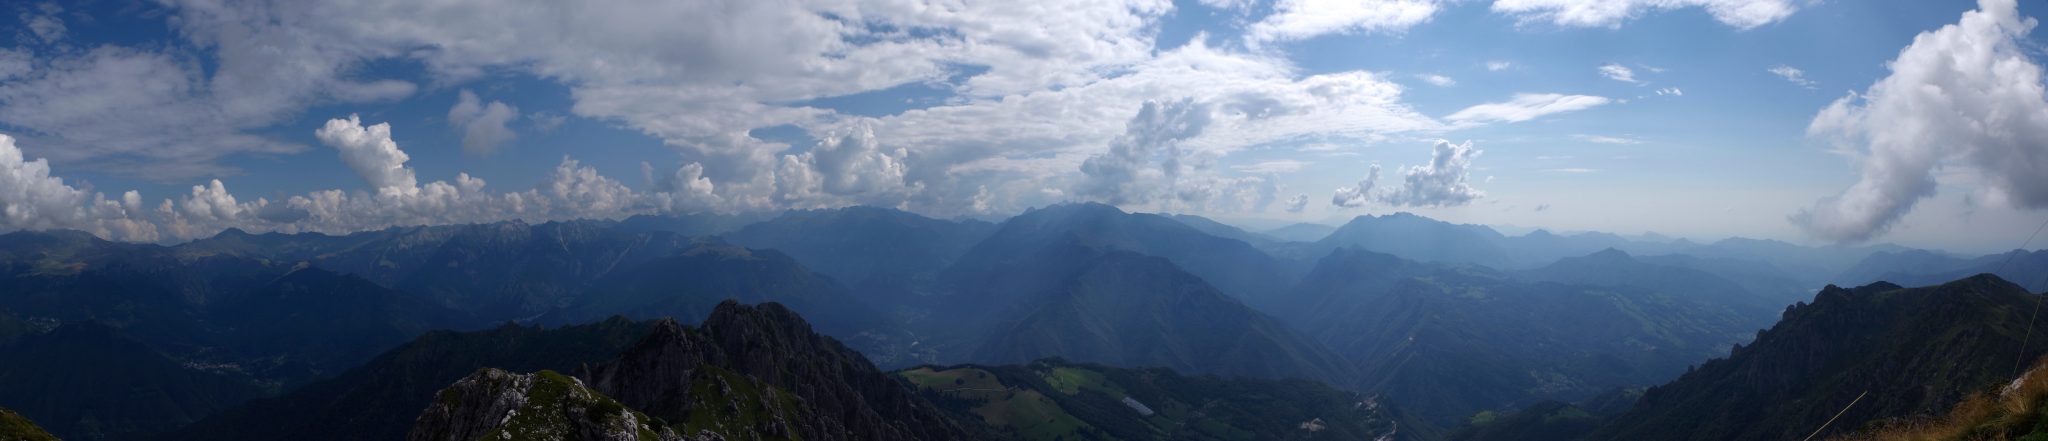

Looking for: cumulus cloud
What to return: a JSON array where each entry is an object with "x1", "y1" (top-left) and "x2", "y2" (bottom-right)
[
  {"x1": 1794, "y1": 0, "x2": 2048, "y2": 242},
  {"x1": 448, "y1": 90, "x2": 520, "y2": 156},
  {"x1": 1331, "y1": 163, "x2": 1382, "y2": 208},
  {"x1": 1769, "y1": 65, "x2": 1817, "y2": 89},
  {"x1": 0, "y1": 0, "x2": 1478, "y2": 221},
  {"x1": 1079, "y1": 100, "x2": 1213, "y2": 205},
  {"x1": 1332, "y1": 140, "x2": 1486, "y2": 208},
  {"x1": 0, "y1": 0, "x2": 1174, "y2": 185},
  {"x1": 1416, "y1": 74, "x2": 1456, "y2": 87},
  {"x1": 643, "y1": 161, "x2": 724, "y2": 213},
  {"x1": 0, "y1": 0, "x2": 1514, "y2": 225},
  {"x1": 101, "y1": 115, "x2": 741, "y2": 241},
  {"x1": 315, "y1": 115, "x2": 420, "y2": 195},
  {"x1": 1599, "y1": 63, "x2": 1639, "y2": 83},
  {"x1": 1285, "y1": 194, "x2": 1309, "y2": 212},
  {"x1": 1446, "y1": 93, "x2": 1612, "y2": 124},
  {"x1": 1381, "y1": 140, "x2": 1485, "y2": 206},
  {"x1": 1493, "y1": 0, "x2": 1798, "y2": 29},
  {"x1": 1246, "y1": 0, "x2": 1440, "y2": 44},
  {"x1": 0, "y1": 134, "x2": 156, "y2": 241},
  {"x1": 775, "y1": 122, "x2": 919, "y2": 206},
  {"x1": 1486, "y1": 61, "x2": 1514, "y2": 71}
]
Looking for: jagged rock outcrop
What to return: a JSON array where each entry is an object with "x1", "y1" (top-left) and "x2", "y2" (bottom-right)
[
  {"x1": 578, "y1": 301, "x2": 963, "y2": 441},
  {"x1": 409, "y1": 368, "x2": 679, "y2": 441},
  {"x1": 408, "y1": 301, "x2": 964, "y2": 441}
]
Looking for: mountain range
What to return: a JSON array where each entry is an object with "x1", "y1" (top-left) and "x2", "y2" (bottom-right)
[
  {"x1": 1, "y1": 203, "x2": 2043, "y2": 441},
  {"x1": 1275, "y1": 247, "x2": 1764, "y2": 425}
]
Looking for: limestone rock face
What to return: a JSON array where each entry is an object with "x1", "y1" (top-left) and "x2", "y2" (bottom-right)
[{"x1": 408, "y1": 368, "x2": 679, "y2": 441}]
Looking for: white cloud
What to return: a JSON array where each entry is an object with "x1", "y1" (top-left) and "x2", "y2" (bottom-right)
[
  {"x1": 1199, "y1": 0, "x2": 1259, "y2": 10},
  {"x1": 1331, "y1": 140, "x2": 1487, "y2": 208},
  {"x1": 1285, "y1": 194, "x2": 1309, "y2": 212},
  {"x1": 1331, "y1": 163, "x2": 1382, "y2": 208},
  {"x1": 775, "y1": 122, "x2": 918, "y2": 206},
  {"x1": 1416, "y1": 73, "x2": 1457, "y2": 87},
  {"x1": 1492, "y1": 0, "x2": 1799, "y2": 29},
  {"x1": 1655, "y1": 87, "x2": 1683, "y2": 96},
  {"x1": 1575, "y1": 134, "x2": 1643, "y2": 144},
  {"x1": 0, "y1": 134, "x2": 157, "y2": 241},
  {"x1": 315, "y1": 115, "x2": 420, "y2": 195},
  {"x1": 448, "y1": 90, "x2": 520, "y2": 156},
  {"x1": 0, "y1": 0, "x2": 1172, "y2": 184},
  {"x1": 134, "y1": 115, "x2": 747, "y2": 241},
  {"x1": 1078, "y1": 100, "x2": 1213, "y2": 205},
  {"x1": 1381, "y1": 140, "x2": 1485, "y2": 207},
  {"x1": 1795, "y1": 0, "x2": 2048, "y2": 242},
  {"x1": 862, "y1": 40, "x2": 1442, "y2": 215},
  {"x1": 1233, "y1": 159, "x2": 1312, "y2": 173},
  {"x1": 0, "y1": 0, "x2": 1490, "y2": 226},
  {"x1": 1486, "y1": 61, "x2": 1514, "y2": 71},
  {"x1": 1246, "y1": 0, "x2": 1440, "y2": 44},
  {"x1": 1446, "y1": 93, "x2": 1612, "y2": 124},
  {"x1": 1769, "y1": 65, "x2": 1818, "y2": 89},
  {"x1": 1599, "y1": 63, "x2": 1639, "y2": 83},
  {"x1": 0, "y1": 47, "x2": 316, "y2": 179}
]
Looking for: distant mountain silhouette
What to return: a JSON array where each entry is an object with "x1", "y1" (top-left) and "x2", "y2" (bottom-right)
[
  {"x1": 949, "y1": 203, "x2": 1295, "y2": 303},
  {"x1": 1163, "y1": 213, "x2": 1282, "y2": 247},
  {"x1": 1264, "y1": 222, "x2": 1339, "y2": 242},
  {"x1": 722, "y1": 206, "x2": 995, "y2": 300},
  {"x1": 970, "y1": 249, "x2": 1356, "y2": 384},
  {"x1": 1311, "y1": 213, "x2": 1519, "y2": 268},
  {"x1": 1838, "y1": 249, "x2": 2048, "y2": 292},
  {"x1": 1283, "y1": 248, "x2": 1759, "y2": 425}
]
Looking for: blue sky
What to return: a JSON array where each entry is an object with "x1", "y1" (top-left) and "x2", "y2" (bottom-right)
[{"x1": 0, "y1": 0, "x2": 2044, "y2": 253}]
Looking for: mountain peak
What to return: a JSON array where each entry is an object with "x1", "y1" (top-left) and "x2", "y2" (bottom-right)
[
  {"x1": 1029, "y1": 201, "x2": 1126, "y2": 218},
  {"x1": 701, "y1": 300, "x2": 817, "y2": 348},
  {"x1": 1588, "y1": 247, "x2": 1632, "y2": 260}
]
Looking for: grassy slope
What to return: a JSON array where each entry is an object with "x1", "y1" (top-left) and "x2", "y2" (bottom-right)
[
  {"x1": 0, "y1": 407, "x2": 59, "y2": 441},
  {"x1": 1839, "y1": 358, "x2": 2048, "y2": 441}
]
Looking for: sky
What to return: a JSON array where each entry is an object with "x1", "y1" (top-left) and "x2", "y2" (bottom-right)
[{"x1": 0, "y1": 0, "x2": 2045, "y2": 253}]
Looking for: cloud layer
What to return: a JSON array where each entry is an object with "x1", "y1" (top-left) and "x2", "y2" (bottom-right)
[{"x1": 0, "y1": 0, "x2": 1697, "y2": 241}]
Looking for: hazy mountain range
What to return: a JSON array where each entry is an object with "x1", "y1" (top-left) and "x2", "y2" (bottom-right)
[{"x1": 0, "y1": 203, "x2": 2041, "y2": 440}]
